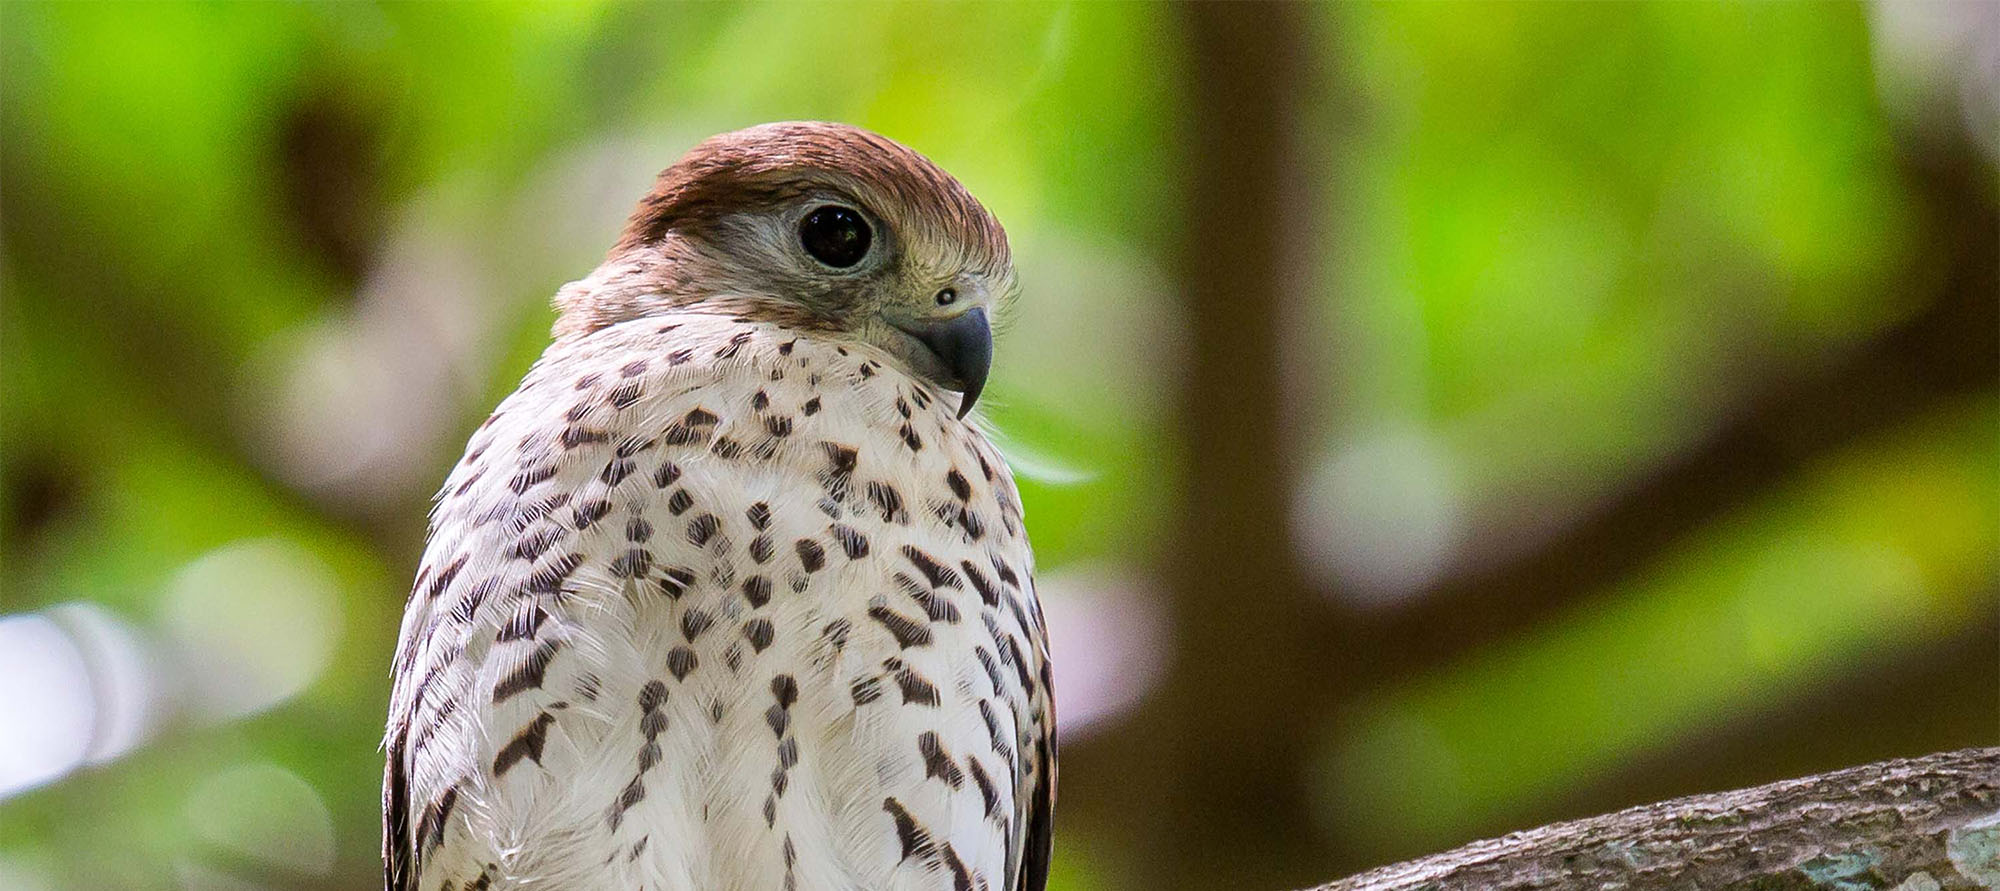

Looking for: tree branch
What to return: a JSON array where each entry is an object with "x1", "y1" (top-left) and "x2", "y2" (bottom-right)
[
  {"x1": 1326, "y1": 131, "x2": 1999, "y2": 698},
  {"x1": 1309, "y1": 747, "x2": 2000, "y2": 891}
]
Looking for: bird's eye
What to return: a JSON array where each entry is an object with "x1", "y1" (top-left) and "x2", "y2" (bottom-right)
[
  {"x1": 935, "y1": 288, "x2": 957, "y2": 306},
  {"x1": 799, "y1": 205, "x2": 872, "y2": 269}
]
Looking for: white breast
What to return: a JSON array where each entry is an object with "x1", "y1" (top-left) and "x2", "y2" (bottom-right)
[{"x1": 385, "y1": 311, "x2": 1050, "y2": 891}]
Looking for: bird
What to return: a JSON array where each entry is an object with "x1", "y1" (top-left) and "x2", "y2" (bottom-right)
[{"x1": 382, "y1": 122, "x2": 1053, "y2": 891}]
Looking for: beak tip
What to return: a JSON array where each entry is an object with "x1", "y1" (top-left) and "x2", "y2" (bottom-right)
[{"x1": 901, "y1": 307, "x2": 991, "y2": 422}]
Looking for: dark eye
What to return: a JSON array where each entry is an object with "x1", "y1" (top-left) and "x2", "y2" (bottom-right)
[{"x1": 799, "y1": 205, "x2": 871, "y2": 268}]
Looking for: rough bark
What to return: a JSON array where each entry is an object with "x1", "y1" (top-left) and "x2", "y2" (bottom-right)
[{"x1": 1307, "y1": 747, "x2": 2000, "y2": 891}]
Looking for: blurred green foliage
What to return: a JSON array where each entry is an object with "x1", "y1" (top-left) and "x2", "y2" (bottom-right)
[
  {"x1": 1328, "y1": 2, "x2": 1916, "y2": 500},
  {"x1": 2, "y1": 2, "x2": 1992, "y2": 889}
]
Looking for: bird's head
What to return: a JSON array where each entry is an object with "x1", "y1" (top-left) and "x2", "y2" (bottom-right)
[{"x1": 558, "y1": 121, "x2": 1015, "y2": 417}]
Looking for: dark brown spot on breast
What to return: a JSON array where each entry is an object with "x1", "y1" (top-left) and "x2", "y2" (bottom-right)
[
  {"x1": 572, "y1": 499, "x2": 612, "y2": 530},
  {"x1": 426, "y1": 555, "x2": 468, "y2": 600},
  {"x1": 742, "y1": 575, "x2": 773, "y2": 608},
  {"x1": 918, "y1": 731, "x2": 965, "y2": 789},
  {"x1": 563, "y1": 426, "x2": 610, "y2": 449},
  {"x1": 867, "y1": 481, "x2": 906, "y2": 524},
  {"x1": 610, "y1": 382, "x2": 643, "y2": 409},
  {"x1": 492, "y1": 712, "x2": 555, "y2": 777},
  {"x1": 601, "y1": 458, "x2": 636, "y2": 486},
  {"x1": 900, "y1": 545, "x2": 961, "y2": 589},
  {"x1": 680, "y1": 608, "x2": 714, "y2": 642},
  {"x1": 497, "y1": 602, "x2": 547, "y2": 642},
  {"x1": 960, "y1": 559, "x2": 1000, "y2": 607},
  {"x1": 883, "y1": 797, "x2": 935, "y2": 862},
  {"x1": 657, "y1": 566, "x2": 696, "y2": 599},
  {"x1": 638, "y1": 680, "x2": 667, "y2": 712},
  {"x1": 512, "y1": 527, "x2": 564, "y2": 561},
  {"x1": 743, "y1": 618, "x2": 775, "y2": 652},
  {"x1": 941, "y1": 844, "x2": 974, "y2": 891},
  {"x1": 611, "y1": 548, "x2": 653, "y2": 578},
  {"x1": 823, "y1": 618, "x2": 852, "y2": 651},
  {"x1": 967, "y1": 755, "x2": 1000, "y2": 817},
  {"x1": 795, "y1": 538, "x2": 826, "y2": 572},
  {"x1": 821, "y1": 441, "x2": 858, "y2": 477},
  {"x1": 850, "y1": 676, "x2": 883, "y2": 705},
  {"x1": 990, "y1": 556, "x2": 1020, "y2": 588},
  {"x1": 416, "y1": 787, "x2": 459, "y2": 853},
  {"x1": 493, "y1": 640, "x2": 562, "y2": 703},
  {"x1": 831, "y1": 523, "x2": 869, "y2": 559},
  {"x1": 626, "y1": 517, "x2": 653, "y2": 542},
  {"x1": 666, "y1": 646, "x2": 698, "y2": 681},
  {"x1": 868, "y1": 605, "x2": 932, "y2": 649},
  {"x1": 891, "y1": 660, "x2": 941, "y2": 706},
  {"x1": 771, "y1": 674, "x2": 799, "y2": 709},
  {"x1": 509, "y1": 464, "x2": 558, "y2": 494},
  {"x1": 607, "y1": 776, "x2": 646, "y2": 830},
  {"x1": 896, "y1": 574, "x2": 961, "y2": 624},
  {"x1": 687, "y1": 513, "x2": 720, "y2": 546},
  {"x1": 715, "y1": 330, "x2": 753, "y2": 359},
  {"x1": 524, "y1": 553, "x2": 582, "y2": 594}
]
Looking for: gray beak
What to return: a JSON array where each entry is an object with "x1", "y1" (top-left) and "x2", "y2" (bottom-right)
[{"x1": 897, "y1": 307, "x2": 991, "y2": 419}]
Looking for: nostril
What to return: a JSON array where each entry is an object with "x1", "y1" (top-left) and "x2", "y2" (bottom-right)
[{"x1": 935, "y1": 288, "x2": 957, "y2": 306}]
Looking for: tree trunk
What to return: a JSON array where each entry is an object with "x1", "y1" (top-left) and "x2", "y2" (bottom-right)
[{"x1": 1134, "y1": 3, "x2": 1326, "y2": 888}]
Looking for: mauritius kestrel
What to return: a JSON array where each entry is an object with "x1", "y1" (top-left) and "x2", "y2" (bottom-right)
[{"x1": 383, "y1": 122, "x2": 1054, "y2": 891}]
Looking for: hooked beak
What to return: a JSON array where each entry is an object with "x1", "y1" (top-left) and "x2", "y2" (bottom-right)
[{"x1": 893, "y1": 307, "x2": 991, "y2": 419}]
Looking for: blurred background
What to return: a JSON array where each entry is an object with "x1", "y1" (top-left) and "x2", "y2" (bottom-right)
[{"x1": 2, "y1": 3, "x2": 1995, "y2": 889}]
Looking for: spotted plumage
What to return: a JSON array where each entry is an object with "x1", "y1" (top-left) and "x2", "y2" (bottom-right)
[{"x1": 385, "y1": 123, "x2": 1052, "y2": 891}]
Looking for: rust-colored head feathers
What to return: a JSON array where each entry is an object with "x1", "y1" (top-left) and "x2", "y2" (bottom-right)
[
  {"x1": 612, "y1": 122, "x2": 1008, "y2": 265},
  {"x1": 555, "y1": 123, "x2": 1014, "y2": 348}
]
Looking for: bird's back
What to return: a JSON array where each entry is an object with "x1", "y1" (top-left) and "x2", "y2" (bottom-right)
[{"x1": 384, "y1": 311, "x2": 1052, "y2": 891}]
